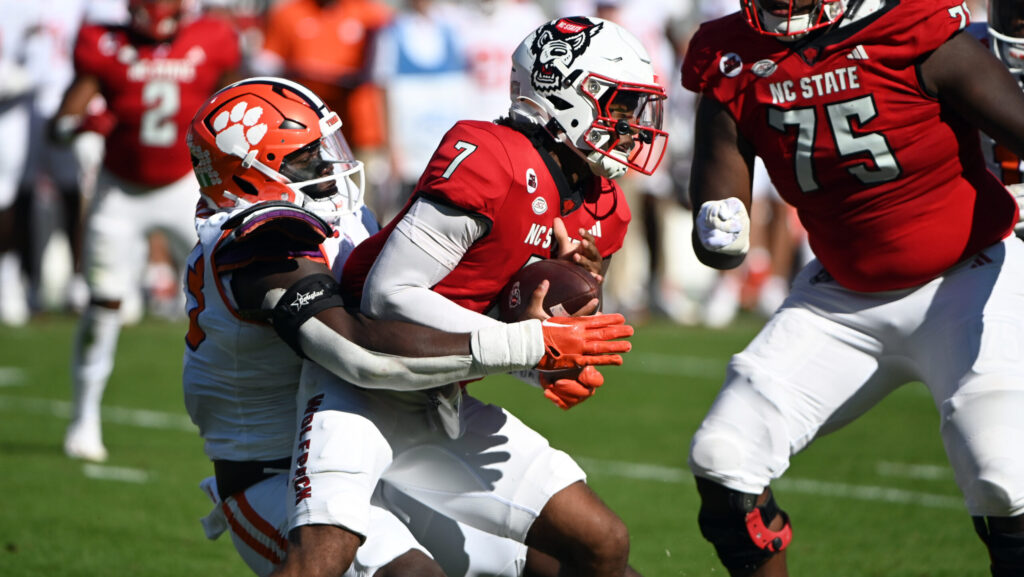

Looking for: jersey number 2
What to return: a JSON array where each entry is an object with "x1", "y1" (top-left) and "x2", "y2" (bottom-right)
[{"x1": 141, "y1": 80, "x2": 180, "y2": 147}]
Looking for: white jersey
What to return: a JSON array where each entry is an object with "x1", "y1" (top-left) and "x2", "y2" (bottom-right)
[{"x1": 182, "y1": 203, "x2": 377, "y2": 462}]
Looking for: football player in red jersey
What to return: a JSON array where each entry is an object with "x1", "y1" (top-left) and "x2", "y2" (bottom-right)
[
  {"x1": 182, "y1": 76, "x2": 633, "y2": 577},
  {"x1": 682, "y1": 0, "x2": 1024, "y2": 575},
  {"x1": 273, "y1": 16, "x2": 668, "y2": 577},
  {"x1": 50, "y1": 0, "x2": 241, "y2": 462}
]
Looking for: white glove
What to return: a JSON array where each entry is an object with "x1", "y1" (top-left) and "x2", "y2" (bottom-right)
[
  {"x1": 1008, "y1": 183, "x2": 1024, "y2": 236},
  {"x1": 72, "y1": 131, "x2": 106, "y2": 174},
  {"x1": 696, "y1": 197, "x2": 750, "y2": 256}
]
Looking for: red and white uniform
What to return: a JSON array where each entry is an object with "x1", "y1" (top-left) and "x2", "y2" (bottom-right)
[
  {"x1": 184, "y1": 205, "x2": 530, "y2": 577},
  {"x1": 285, "y1": 120, "x2": 629, "y2": 553},
  {"x1": 74, "y1": 16, "x2": 240, "y2": 301},
  {"x1": 684, "y1": 0, "x2": 1024, "y2": 520},
  {"x1": 683, "y1": 1, "x2": 1017, "y2": 292},
  {"x1": 74, "y1": 17, "x2": 239, "y2": 186},
  {"x1": 343, "y1": 120, "x2": 630, "y2": 314}
]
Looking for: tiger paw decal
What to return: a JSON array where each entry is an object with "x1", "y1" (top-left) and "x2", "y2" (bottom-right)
[{"x1": 213, "y1": 101, "x2": 268, "y2": 156}]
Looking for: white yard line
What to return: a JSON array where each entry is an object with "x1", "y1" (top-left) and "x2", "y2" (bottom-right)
[
  {"x1": 0, "y1": 367, "x2": 26, "y2": 387},
  {"x1": 1, "y1": 394, "x2": 961, "y2": 508},
  {"x1": 82, "y1": 464, "x2": 151, "y2": 484}
]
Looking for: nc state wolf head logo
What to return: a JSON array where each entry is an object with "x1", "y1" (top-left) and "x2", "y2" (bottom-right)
[{"x1": 529, "y1": 17, "x2": 603, "y2": 94}]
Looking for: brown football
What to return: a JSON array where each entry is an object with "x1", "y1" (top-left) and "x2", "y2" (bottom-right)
[{"x1": 498, "y1": 259, "x2": 600, "y2": 322}]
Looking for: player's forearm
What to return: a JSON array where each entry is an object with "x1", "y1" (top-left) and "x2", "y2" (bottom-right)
[{"x1": 296, "y1": 316, "x2": 544, "y2": 390}]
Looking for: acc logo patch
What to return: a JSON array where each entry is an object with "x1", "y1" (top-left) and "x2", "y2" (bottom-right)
[
  {"x1": 751, "y1": 59, "x2": 777, "y2": 78},
  {"x1": 719, "y1": 52, "x2": 743, "y2": 78},
  {"x1": 532, "y1": 196, "x2": 548, "y2": 215},
  {"x1": 526, "y1": 168, "x2": 538, "y2": 193}
]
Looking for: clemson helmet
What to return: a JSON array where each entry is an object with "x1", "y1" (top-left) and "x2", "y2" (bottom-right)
[
  {"x1": 509, "y1": 16, "x2": 668, "y2": 180},
  {"x1": 187, "y1": 77, "x2": 364, "y2": 219},
  {"x1": 741, "y1": 0, "x2": 848, "y2": 39},
  {"x1": 128, "y1": 0, "x2": 185, "y2": 42},
  {"x1": 989, "y1": 0, "x2": 1024, "y2": 82}
]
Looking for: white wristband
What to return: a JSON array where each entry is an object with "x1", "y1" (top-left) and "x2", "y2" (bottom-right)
[{"x1": 470, "y1": 319, "x2": 545, "y2": 374}]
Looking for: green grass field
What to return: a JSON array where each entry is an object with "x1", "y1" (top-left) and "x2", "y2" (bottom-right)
[{"x1": 0, "y1": 313, "x2": 988, "y2": 576}]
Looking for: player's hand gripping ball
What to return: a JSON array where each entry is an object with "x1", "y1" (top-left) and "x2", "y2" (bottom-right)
[{"x1": 498, "y1": 259, "x2": 599, "y2": 322}]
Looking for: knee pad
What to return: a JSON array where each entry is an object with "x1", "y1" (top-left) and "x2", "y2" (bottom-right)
[
  {"x1": 973, "y1": 517, "x2": 1024, "y2": 577},
  {"x1": 697, "y1": 480, "x2": 792, "y2": 573}
]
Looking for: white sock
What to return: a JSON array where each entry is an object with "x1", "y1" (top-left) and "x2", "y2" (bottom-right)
[{"x1": 70, "y1": 305, "x2": 123, "y2": 426}]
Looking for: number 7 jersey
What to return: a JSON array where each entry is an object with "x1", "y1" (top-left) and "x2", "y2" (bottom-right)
[
  {"x1": 682, "y1": 0, "x2": 1017, "y2": 292},
  {"x1": 74, "y1": 16, "x2": 240, "y2": 187}
]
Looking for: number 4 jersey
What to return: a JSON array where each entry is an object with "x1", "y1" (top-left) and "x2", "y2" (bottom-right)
[
  {"x1": 74, "y1": 16, "x2": 240, "y2": 187},
  {"x1": 682, "y1": 0, "x2": 1017, "y2": 292}
]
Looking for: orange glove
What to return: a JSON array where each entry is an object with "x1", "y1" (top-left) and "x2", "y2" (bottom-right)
[
  {"x1": 540, "y1": 365, "x2": 604, "y2": 410},
  {"x1": 537, "y1": 314, "x2": 633, "y2": 371}
]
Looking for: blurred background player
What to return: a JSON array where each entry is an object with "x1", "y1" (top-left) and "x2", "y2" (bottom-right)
[
  {"x1": 0, "y1": 1, "x2": 36, "y2": 326},
  {"x1": 455, "y1": 0, "x2": 549, "y2": 122},
  {"x1": 53, "y1": 0, "x2": 241, "y2": 462},
  {"x1": 369, "y1": 0, "x2": 471, "y2": 221},
  {"x1": 252, "y1": 0, "x2": 393, "y2": 212}
]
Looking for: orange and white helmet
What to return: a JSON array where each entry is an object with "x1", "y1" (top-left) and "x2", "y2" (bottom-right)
[
  {"x1": 128, "y1": 0, "x2": 185, "y2": 42},
  {"x1": 509, "y1": 17, "x2": 668, "y2": 180},
  {"x1": 741, "y1": 0, "x2": 848, "y2": 39},
  {"x1": 187, "y1": 77, "x2": 364, "y2": 219}
]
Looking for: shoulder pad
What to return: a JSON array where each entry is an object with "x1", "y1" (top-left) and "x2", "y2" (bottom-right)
[
  {"x1": 222, "y1": 201, "x2": 332, "y2": 241},
  {"x1": 214, "y1": 202, "x2": 333, "y2": 268}
]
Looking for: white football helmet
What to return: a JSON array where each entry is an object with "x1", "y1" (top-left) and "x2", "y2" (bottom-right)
[
  {"x1": 509, "y1": 16, "x2": 668, "y2": 180},
  {"x1": 989, "y1": 0, "x2": 1024, "y2": 82},
  {"x1": 742, "y1": 0, "x2": 848, "y2": 39}
]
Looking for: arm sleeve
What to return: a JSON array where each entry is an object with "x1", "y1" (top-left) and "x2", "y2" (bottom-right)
[
  {"x1": 360, "y1": 196, "x2": 500, "y2": 332},
  {"x1": 263, "y1": 289, "x2": 545, "y2": 390}
]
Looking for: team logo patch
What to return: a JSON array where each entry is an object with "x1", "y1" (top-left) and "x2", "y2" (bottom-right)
[
  {"x1": 719, "y1": 52, "x2": 743, "y2": 78},
  {"x1": 526, "y1": 168, "x2": 538, "y2": 193},
  {"x1": 528, "y1": 17, "x2": 603, "y2": 94},
  {"x1": 751, "y1": 59, "x2": 777, "y2": 78},
  {"x1": 532, "y1": 196, "x2": 548, "y2": 215}
]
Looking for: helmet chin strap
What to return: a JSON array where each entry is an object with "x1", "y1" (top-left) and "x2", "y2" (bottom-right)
[{"x1": 586, "y1": 150, "x2": 628, "y2": 179}]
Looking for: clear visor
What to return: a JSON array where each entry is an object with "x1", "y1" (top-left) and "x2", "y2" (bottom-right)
[
  {"x1": 581, "y1": 74, "x2": 669, "y2": 175},
  {"x1": 279, "y1": 118, "x2": 364, "y2": 210}
]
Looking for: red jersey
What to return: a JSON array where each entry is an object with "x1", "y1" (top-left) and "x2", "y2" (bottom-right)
[
  {"x1": 683, "y1": 0, "x2": 1017, "y2": 292},
  {"x1": 74, "y1": 17, "x2": 240, "y2": 187},
  {"x1": 342, "y1": 120, "x2": 630, "y2": 314}
]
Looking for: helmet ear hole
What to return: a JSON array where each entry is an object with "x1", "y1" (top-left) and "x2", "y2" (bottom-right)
[{"x1": 232, "y1": 175, "x2": 260, "y2": 198}]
